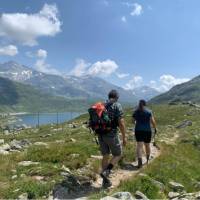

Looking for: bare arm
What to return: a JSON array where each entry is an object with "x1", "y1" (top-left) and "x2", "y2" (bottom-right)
[
  {"x1": 151, "y1": 116, "x2": 157, "y2": 129},
  {"x1": 119, "y1": 118, "x2": 126, "y2": 146}
]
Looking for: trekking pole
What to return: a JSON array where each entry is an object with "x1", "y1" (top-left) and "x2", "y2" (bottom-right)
[{"x1": 153, "y1": 128, "x2": 160, "y2": 150}]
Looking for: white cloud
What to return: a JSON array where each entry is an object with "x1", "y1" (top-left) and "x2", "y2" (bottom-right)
[
  {"x1": 88, "y1": 59, "x2": 118, "y2": 76},
  {"x1": 150, "y1": 74, "x2": 190, "y2": 92},
  {"x1": 116, "y1": 72, "x2": 129, "y2": 79},
  {"x1": 69, "y1": 59, "x2": 119, "y2": 77},
  {"x1": 0, "y1": 3, "x2": 61, "y2": 46},
  {"x1": 36, "y1": 49, "x2": 47, "y2": 59},
  {"x1": 69, "y1": 59, "x2": 91, "y2": 77},
  {"x1": 130, "y1": 3, "x2": 143, "y2": 16},
  {"x1": 124, "y1": 75, "x2": 143, "y2": 90},
  {"x1": 121, "y1": 16, "x2": 127, "y2": 23},
  {"x1": 34, "y1": 48, "x2": 60, "y2": 75},
  {"x1": 0, "y1": 45, "x2": 18, "y2": 56}
]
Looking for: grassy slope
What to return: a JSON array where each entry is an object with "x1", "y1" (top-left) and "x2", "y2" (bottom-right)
[
  {"x1": 0, "y1": 105, "x2": 200, "y2": 198},
  {"x1": 0, "y1": 77, "x2": 91, "y2": 113}
]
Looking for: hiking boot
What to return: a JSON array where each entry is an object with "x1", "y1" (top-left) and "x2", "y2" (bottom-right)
[
  {"x1": 102, "y1": 177, "x2": 112, "y2": 188},
  {"x1": 138, "y1": 158, "x2": 143, "y2": 169},
  {"x1": 100, "y1": 169, "x2": 111, "y2": 179}
]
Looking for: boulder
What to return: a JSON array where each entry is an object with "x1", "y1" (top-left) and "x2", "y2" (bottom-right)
[
  {"x1": 112, "y1": 192, "x2": 135, "y2": 200},
  {"x1": 70, "y1": 138, "x2": 76, "y2": 143},
  {"x1": 135, "y1": 191, "x2": 149, "y2": 200},
  {"x1": 61, "y1": 165, "x2": 71, "y2": 174},
  {"x1": 4, "y1": 130, "x2": 10, "y2": 135},
  {"x1": 151, "y1": 179, "x2": 165, "y2": 191},
  {"x1": 169, "y1": 181, "x2": 185, "y2": 192}
]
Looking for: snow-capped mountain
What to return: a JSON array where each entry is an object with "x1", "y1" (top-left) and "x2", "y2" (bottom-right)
[{"x1": 0, "y1": 61, "x2": 137, "y2": 103}]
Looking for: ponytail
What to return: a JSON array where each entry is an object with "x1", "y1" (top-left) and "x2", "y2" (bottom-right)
[{"x1": 138, "y1": 100, "x2": 146, "y2": 111}]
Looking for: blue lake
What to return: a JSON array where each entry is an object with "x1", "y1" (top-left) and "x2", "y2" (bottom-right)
[{"x1": 15, "y1": 112, "x2": 81, "y2": 127}]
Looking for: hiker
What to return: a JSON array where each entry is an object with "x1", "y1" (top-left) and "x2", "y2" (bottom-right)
[
  {"x1": 88, "y1": 90, "x2": 126, "y2": 187},
  {"x1": 132, "y1": 100, "x2": 157, "y2": 168}
]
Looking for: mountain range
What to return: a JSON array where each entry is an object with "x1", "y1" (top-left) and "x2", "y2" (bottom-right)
[
  {"x1": 0, "y1": 61, "x2": 159, "y2": 104},
  {"x1": 149, "y1": 75, "x2": 200, "y2": 104}
]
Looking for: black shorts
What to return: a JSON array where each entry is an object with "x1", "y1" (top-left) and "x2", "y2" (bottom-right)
[{"x1": 135, "y1": 131, "x2": 152, "y2": 143}]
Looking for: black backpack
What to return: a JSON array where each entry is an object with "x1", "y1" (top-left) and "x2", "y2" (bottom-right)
[{"x1": 88, "y1": 102, "x2": 112, "y2": 134}]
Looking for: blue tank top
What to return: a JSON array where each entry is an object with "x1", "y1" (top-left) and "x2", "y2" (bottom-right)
[{"x1": 133, "y1": 108, "x2": 152, "y2": 132}]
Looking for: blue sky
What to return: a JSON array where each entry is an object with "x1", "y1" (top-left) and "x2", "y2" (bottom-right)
[{"x1": 0, "y1": 0, "x2": 200, "y2": 91}]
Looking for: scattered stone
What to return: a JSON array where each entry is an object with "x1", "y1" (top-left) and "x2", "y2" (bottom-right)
[
  {"x1": 176, "y1": 120, "x2": 192, "y2": 129},
  {"x1": 168, "y1": 192, "x2": 180, "y2": 199},
  {"x1": 40, "y1": 133, "x2": 52, "y2": 138},
  {"x1": 0, "y1": 143, "x2": 11, "y2": 151},
  {"x1": 135, "y1": 191, "x2": 149, "y2": 200},
  {"x1": 101, "y1": 197, "x2": 118, "y2": 200},
  {"x1": 0, "y1": 139, "x2": 4, "y2": 145},
  {"x1": 151, "y1": 179, "x2": 165, "y2": 191},
  {"x1": 169, "y1": 181, "x2": 185, "y2": 192},
  {"x1": 18, "y1": 193, "x2": 28, "y2": 200},
  {"x1": 10, "y1": 139, "x2": 31, "y2": 150},
  {"x1": 0, "y1": 149, "x2": 9, "y2": 155},
  {"x1": 70, "y1": 138, "x2": 76, "y2": 143},
  {"x1": 112, "y1": 192, "x2": 134, "y2": 200},
  {"x1": 53, "y1": 174, "x2": 92, "y2": 199},
  {"x1": 61, "y1": 165, "x2": 71, "y2": 174},
  {"x1": 11, "y1": 175, "x2": 18, "y2": 180},
  {"x1": 31, "y1": 176, "x2": 44, "y2": 181},
  {"x1": 18, "y1": 161, "x2": 39, "y2": 167},
  {"x1": 34, "y1": 142, "x2": 48, "y2": 146},
  {"x1": 138, "y1": 173, "x2": 149, "y2": 178},
  {"x1": 4, "y1": 130, "x2": 10, "y2": 135},
  {"x1": 70, "y1": 153, "x2": 80, "y2": 158},
  {"x1": 90, "y1": 155, "x2": 102, "y2": 160}
]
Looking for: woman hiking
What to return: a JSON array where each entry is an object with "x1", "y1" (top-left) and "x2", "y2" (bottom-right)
[{"x1": 132, "y1": 100, "x2": 157, "y2": 168}]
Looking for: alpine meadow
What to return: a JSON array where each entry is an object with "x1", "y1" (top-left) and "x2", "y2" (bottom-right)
[{"x1": 0, "y1": 1, "x2": 200, "y2": 200}]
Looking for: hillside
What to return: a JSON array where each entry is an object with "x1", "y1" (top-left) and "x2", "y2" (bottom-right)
[
  {"x1": 149, "y1": 75, "x2": 200, "y2": 104},
  {"x1": 0, "y1": 104, "x2": 200, "y2": 199},
  {"x1": 0, "y1": 77, "x2": 90, "y2": 112},
  {"x1": 0, "y1": 61, "x2": 137, "y2": 103}
]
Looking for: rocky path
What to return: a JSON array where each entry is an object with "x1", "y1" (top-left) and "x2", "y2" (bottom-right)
[{"x1": 92, "y1": 144, "x2": 161, "y2": 189}]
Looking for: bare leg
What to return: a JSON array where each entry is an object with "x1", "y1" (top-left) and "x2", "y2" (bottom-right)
[
  {"x1": 136, "y1": 142, "x2": 143, "y2": 159},
  {"x1": 110, "y1": 155, "x2": 122, "y2": 166},
  {"x1": 144, "y1": 143, "x2": 151, "y2": 156},
  {"x1": 102, "y1": 154, "x2": 110, "y2": 171}
]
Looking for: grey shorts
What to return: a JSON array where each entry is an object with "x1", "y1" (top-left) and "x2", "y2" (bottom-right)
[{"x1": 98, "y1": 134, "x2": 122, "y2": 156}]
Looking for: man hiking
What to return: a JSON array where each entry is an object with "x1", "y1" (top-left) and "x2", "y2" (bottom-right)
[
  {"x1": 132, "y1": 100, "x2": 157, "y2": 168},
  {"x1": 89, "y1": 90, "x2": 126, "y2": 188}
]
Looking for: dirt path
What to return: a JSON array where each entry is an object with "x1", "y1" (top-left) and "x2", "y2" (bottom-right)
[{"x1": 92, "y1": 144, "x2": 161, "y2": 189}]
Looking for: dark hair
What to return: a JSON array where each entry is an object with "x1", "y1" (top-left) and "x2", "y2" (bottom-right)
[
  {"x1": 138, "y1": 99, "x2": 146, "y2": 111},
  {"x1": 108, "y1": 90, "x2": 119, "y2": 100}
]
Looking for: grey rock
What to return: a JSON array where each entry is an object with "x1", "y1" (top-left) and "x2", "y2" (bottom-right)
[
  {"x1": 151, "y1": 179, "x2": 165, "y2": 191},
  {"x1": 135, "y1": 191, "x2": 149, "y2": 200},
  {"x1": 18, "y1": 193, "x2": 28, "y2": 200},
  {"x1": 176, "y1": 120, "x2": 192, "y2": 129},
  {"x1": 34, "y1": 142, "x2": 48, "y2": 146},
  {"x1": 169, "y1": 181, "x2": 185, "y2": 191},
  {"x1": 168, "y1": 192, "x2": 180, "y2": 199},
  {"x1": 0, "y1": 149, "x2": 9, "y2": 155},
  {"x1": 10, "y1": 139, "x2": 31, "y2": 150},
  {"x1": 112, "y1": 192, "x2": 134, "y2": 200},
  {"x1": 4, "y1": 130, "x2": 10, "y2": 135},
  {"x1": 61, "y1": 165, "x2": 71, "y2": 173},
  {"x1": 0, "y1": 143, "x2": 11, "y2": 151},
  {"x1": 101, "y1": 197, "x2": 118, "y2": 200},
  {"x1": 11, "y1": 175, "x2": 18, "y2": 180},
  {"x1": 0, "y1": 139, "x2": 4, "y2": 145},
  {"x1": 18, "y1": 161, "x2": 39, "y2": 167}
]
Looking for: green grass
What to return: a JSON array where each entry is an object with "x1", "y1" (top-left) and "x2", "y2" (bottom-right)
[{"x1": 0, "y1": 104, "x2": 200, "y2": 199}]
